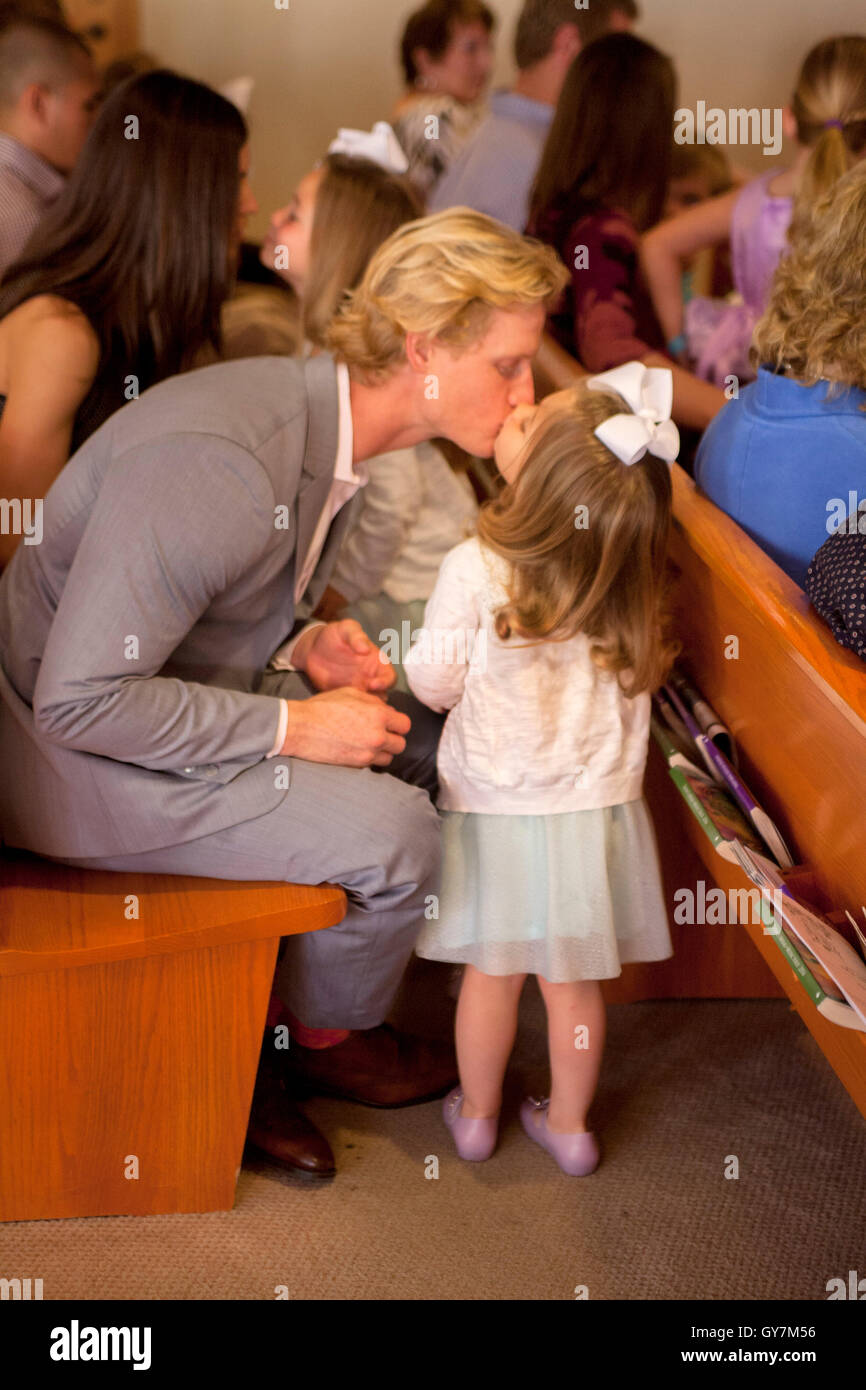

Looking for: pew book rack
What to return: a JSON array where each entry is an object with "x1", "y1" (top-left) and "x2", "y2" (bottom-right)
[{"x1": 632, "y1": 465, "x2": 866, "y2": 1123}]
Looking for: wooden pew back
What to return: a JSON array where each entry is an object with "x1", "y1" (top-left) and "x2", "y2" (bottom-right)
[{"x1": 667, "y1": 464, "x2": 866, "y2": 920}]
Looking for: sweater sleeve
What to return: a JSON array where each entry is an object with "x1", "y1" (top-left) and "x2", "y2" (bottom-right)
[
  {"x1": 569, "y1": 210, "x2": 656, "y2": 372},
  {"x1": 403, "y1": 541, "x2": 482, "y2": 713}
]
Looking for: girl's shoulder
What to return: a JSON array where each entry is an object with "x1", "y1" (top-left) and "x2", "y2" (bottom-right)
[
  {"x1": 735, "y1": 170, "x2": 793, "y2": 215},
  {"x1": 0, "y1": 295, "x2": 99, "y2": 386},
  {"x1": 3, "y1": 294, "x2": 98, "y2": 351}
]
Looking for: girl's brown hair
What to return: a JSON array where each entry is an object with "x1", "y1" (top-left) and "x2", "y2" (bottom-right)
[
  {"x1": 788, "y1": 35, "x2": 866, "y2": 243},
  {"x1": 303, "y1": 154, "x2": 423, "y2": 350},
  {"x1": 476, "y1": 384, "x2": 677, "y2": 697},
  {"x1": 0, "y1": 69, "x2": 247, "y2": 448},
  {"x1": 529, "y1": 32, "x2": 676, "y2": 234}
]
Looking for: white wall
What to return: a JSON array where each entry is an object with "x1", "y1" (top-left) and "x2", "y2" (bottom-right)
[{"x1": 139, "y1": 0, "x2": 866, "y2": 240}]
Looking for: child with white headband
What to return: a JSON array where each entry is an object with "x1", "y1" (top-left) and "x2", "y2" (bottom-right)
[{"x1": 404, "y1": 363, "x2": 678, "y2": 1176}]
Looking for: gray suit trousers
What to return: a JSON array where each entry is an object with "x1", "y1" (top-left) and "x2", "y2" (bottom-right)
[{"x1": 54, "y1": 675, "x2": 445, "y2": 1030}]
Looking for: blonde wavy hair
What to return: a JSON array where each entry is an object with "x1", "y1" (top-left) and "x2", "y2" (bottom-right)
[
  {"x1": 753, "y1": 161, "x2": 866, "y2": 390},
  {"x1": 476, "y1": 384, "x2": 679, "y2": 698},
  {"x1": 326, "y1": 207, "x2": 568, "y2": 382},
  {"x1": 787, "y1": 35, "x2": 866, "y2": 244}
]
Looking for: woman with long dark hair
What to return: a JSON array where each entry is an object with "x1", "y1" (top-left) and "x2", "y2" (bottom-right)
[
  {"x1": 528, "y1": 32, "x2": 724, "y2": 430},
  {"x1": 0, "y1": 68, "x2": 256, "y2": 565}
]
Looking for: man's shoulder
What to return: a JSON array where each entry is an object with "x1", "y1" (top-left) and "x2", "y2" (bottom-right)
[{"x1": 120, "y1": 355, "x2": 328, "y2": 455}]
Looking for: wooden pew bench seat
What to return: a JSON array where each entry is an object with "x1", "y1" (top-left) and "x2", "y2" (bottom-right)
[{"x1": 0, "y1": 849, "x2": 345, "y2": 1221}]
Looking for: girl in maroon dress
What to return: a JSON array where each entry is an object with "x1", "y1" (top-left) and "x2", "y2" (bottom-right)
[{"x1": 528, "y1": 33, "x2": 724, "y2": 433}]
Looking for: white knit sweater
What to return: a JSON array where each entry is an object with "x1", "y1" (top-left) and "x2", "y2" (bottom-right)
[{"x1": 403, "y1": 537, "x2": 651, "y2": 814}]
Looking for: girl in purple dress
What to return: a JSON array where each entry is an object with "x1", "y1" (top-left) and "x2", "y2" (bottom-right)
[{"x1": 641, "y1": 36, "x2": 866, "y2": 389}]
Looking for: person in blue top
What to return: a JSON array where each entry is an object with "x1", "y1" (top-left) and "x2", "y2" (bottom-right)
[
  {"x1": 429, "y1": 0, "x2": 637, "y2": 230},
  {"x1": 695, "y1": 161, "x2": 866, "y2": 589}
]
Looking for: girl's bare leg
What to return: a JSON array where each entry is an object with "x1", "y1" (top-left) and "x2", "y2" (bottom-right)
[
  {"x1": 536, "y1": 976, "x2": 605, "y2": 1132},
  {"x1": 455, "y1": 963, "x2": 527, "y2": 1118}
]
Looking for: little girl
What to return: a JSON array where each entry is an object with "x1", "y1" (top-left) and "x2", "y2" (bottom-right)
[
  {"x1": 404, "y1": 363, "x2": 679, "y2": 1176},
  {"x1": 641, "y1": 35, "x2": 866, "y2": 388}
]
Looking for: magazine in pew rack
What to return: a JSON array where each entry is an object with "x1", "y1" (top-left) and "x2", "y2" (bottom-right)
[
  {"x1": 731, "y1": 845, "x2": 866, "y2": 1033},
  {"x1": 662, "y1": 673, "x2": 793, "y2": 868},
  {"x1": 650, "y1": 676, "x2": 866, "y2": 1032}
]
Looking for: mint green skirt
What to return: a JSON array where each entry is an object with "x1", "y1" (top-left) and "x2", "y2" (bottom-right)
[{"x1": 415, "y1": 799, "x2": 673, "y2": 982}]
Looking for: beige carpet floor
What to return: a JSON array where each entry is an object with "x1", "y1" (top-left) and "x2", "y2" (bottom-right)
[{"x1": 2, "y1": 959, "x2": 864, "y2": 1301}]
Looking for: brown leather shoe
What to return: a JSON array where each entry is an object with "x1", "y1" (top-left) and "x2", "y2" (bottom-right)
[
  {"x1": 246, "y1": 1053, "x2": 336, "y2": 1179},
  {"x1": 283, "y1": 1023, "x2": 458, "y2": 1108}
]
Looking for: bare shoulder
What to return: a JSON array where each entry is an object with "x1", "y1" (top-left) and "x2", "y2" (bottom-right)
[{"x1": 6, "y1": 295, "x2": 100, "y2": 377}]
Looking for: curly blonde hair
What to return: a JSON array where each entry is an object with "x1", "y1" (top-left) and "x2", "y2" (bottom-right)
[
  {"x1": 326, "y1": 208, "x2": 568, "y2": 383},
  {"x1": 752, "y1": 161, "x2": 866, "y2": 390},
  {"x1": 475, "y1": 384, "x2": 679, "y2": 698}
]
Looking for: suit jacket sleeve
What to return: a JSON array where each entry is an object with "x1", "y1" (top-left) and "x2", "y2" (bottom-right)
[{"x1": 32, "y1": 433, "x2": 285, "y2": 769}]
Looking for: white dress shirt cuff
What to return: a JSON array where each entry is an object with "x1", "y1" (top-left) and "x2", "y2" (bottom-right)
[
  {"x1": 266, "y1": 699, "x2": 289, "y2": 758},
  {"x1": 269, "y1": 620, "x2": 326, "y2": 672}
]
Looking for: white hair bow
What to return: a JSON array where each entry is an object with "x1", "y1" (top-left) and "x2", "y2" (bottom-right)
[
  {"x1": 585, "y1": 362, "x2": 680, "y2": 466},
  {"x1": 327, "y1": 122, "x2": 410, "y2": 176}
]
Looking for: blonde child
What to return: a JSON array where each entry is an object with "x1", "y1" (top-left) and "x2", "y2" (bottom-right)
[
  {"x1": 404, "y1": 362, "x2": 679, "y2": 1176},
  {"x1": 641, "y1": 35, "x2": 866, "y2": 388}
]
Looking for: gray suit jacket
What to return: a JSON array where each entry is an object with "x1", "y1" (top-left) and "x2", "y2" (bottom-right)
[{"x1": 0, "y1": 353, "x2": 364, "y2": 857}]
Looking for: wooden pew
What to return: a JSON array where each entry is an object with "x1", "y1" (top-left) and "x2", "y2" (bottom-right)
[
  {"x1": 0, "y1": 850, "x2": 345, "y2": 1221},
  {"x1": 616, "y1": 464, "x2": 866, "y2": 1122}
]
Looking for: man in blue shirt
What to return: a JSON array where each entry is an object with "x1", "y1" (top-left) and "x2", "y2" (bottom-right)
[{"x1": 430, "y1": 0, "x2": 637, "y2": 230}]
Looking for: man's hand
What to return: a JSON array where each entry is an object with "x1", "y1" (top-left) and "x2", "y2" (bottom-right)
[
  {"x1": 280, "y1": 687, "x2": 410, "y2": 767},
  {"x1": 299, "y1": 619, "x2": 395, "y2": 694}
]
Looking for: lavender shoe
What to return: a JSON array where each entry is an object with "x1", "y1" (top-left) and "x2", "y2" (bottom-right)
[
  {"x1": 442, "y1": 1087, "x2": 498, "y2": 1161},
  {"x1": 520, "y1": 1097, "x2": 600, "y2": 1176}
]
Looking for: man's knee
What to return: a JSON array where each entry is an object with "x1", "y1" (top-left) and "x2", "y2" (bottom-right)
[{"x1": 372, "y1": 776, "x2": 441, "y2": 892}]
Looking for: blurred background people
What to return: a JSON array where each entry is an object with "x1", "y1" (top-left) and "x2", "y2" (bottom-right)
[
  {"x1": 391, "y1": 0, "x2": 495, "y2": 201},
  {"x1": 528, "y1": 32, "x2": 725, "y2": 432},
  {"x1": 695, "y1": 161, "x2": 866, "y2": 588},
  {"x1": 431, "y1": 0, "x2": 637, "y2": 229},
  {"x1": 0, "y1": 14, "x2": 98, "y2": 277},
  {"x1": 0, "y1": 69, "x2": 256, "y2": 566},
  {"x1": 641, "y1": 35, "x2": 866, "y2": 387}
]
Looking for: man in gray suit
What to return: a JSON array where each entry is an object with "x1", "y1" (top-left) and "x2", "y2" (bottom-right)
[{"x1": 0, "y1": 210, "x2": 567, "y2": 1176}]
